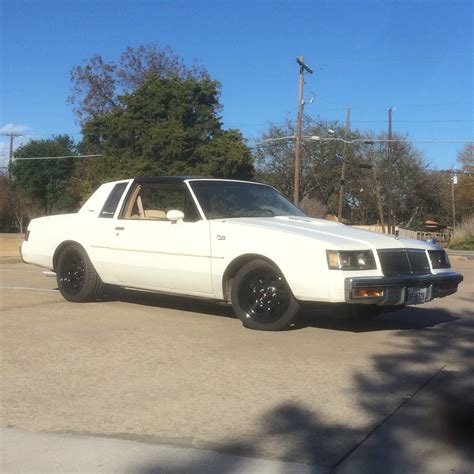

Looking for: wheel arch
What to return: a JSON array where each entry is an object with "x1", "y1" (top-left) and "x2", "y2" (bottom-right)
[
  {"x1": 222, "y1": 253, "x2": 287, "y2": 301},
  {"x1": 52, "y1": 240, "x2": 87, "y2": 271}
]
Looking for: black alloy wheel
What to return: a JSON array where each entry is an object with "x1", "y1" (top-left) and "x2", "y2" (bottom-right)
[
  {"x1": 231, "y1": 259, "x2": 300, "y2": 331},
  {"x1": 59, "y1": 254, "x2": 86, "y2": 295},
  {"x1": 238, "y1": 268, "x2": 290, "y2": 324},
  {"x1": 56, "y1": 244, "x2": 104, "y2": 302}
]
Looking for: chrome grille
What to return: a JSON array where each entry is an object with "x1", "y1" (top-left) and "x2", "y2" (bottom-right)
[{"x1": 377, "y1": 249, "x2": 431, "y2": 276}]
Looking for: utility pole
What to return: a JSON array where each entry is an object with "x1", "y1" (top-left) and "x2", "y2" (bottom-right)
[
  {"x1": 1, "y1": 132, "x2": 22, "y2": 182},
  {"x1": 370, "y1": 149, "x2": 386, "y2": 233},
  {"x1": 451, "y1": 170, "x2": 457, "y2": 228},
  {"x1": 337, "y1": 107, "x2": 351, "y2": 220},
  {"x1": 8, "y1": 136, "x2": 14, "y2": 182},
  {"x1": 294, "y1": 56, "x2": 313, "y2": 205},
  {"x1": 386, "y1": 107, "x2": 394, "y2": 234}
]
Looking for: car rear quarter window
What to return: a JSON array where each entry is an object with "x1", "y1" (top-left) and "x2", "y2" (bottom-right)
[{"x1": 99, "y1": 182, "x2": 128, "y2": 218}]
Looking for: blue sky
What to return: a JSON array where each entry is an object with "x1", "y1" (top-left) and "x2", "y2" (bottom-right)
[{"x1": 1, "y1": 0, "x2": 472, "y2": 170}]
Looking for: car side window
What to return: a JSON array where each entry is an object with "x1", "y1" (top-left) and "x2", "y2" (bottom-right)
[
  {"x1": 121, "y1": 183, "x2": 201, "y2": 223},
  {"x1": 99, "y1": 182, "x2": 128, "y2": 218}
]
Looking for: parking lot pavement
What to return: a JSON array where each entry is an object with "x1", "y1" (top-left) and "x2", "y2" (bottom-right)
[{"x1": 1, "y1": 261, "x2": 473, "y2": 472}]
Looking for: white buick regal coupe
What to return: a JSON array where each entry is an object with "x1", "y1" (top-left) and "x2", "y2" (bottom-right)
[{"x1": 21, "y1": 177, "x2": 463, "y2": 330}]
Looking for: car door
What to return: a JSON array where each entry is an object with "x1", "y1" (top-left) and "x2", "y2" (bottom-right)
[
  {"x1": 88, "y1": 180, "x2": 132, "y2": 282},
  {"x1": 109, "y1": 180, "x2": 214, "y2": 296}
]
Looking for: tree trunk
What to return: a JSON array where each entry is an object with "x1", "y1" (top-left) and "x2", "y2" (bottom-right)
[{"x1": 405, "y1": 206, "x2": 420, "y2": 229}]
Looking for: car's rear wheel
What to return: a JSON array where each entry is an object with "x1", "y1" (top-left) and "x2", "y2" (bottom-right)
[
  {"x1": 231, "y1": 259, "x2": 300, "y2": 331},
  {"x1": 56, "y1": 244, "x2": 104, "y2": 302}
]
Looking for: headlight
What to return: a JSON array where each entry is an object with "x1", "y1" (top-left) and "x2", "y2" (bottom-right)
[
  {"x1": 428, "y1": 250, "x2": 451, "y2": 269},
  {"x1": 326, "y1": 250, "x2": 376, "y2": 270}
]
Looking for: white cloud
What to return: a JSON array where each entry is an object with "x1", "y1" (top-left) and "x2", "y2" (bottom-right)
[{"x1": 0, "y1": 123, "x2": 31, "y2": 135}]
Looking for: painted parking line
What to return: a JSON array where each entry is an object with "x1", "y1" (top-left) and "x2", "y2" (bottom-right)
[{"x1": 0, "y1": 286, "x2": 57, "y2": 292}]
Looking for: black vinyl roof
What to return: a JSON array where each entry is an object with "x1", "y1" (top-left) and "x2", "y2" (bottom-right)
[
  {"x1": 133, "y1": 176, "x2": 262, "y2": 185},
  {"x1": 134, "y1": 176, "x2": 205, "y2": 184}
]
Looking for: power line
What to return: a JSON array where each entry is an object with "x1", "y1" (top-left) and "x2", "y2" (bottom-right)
[
  {"x1": 0, "y1": 132, "x2": 23, "y2": 137},
  {"x1": 317, "y1": 53, "x2": 468, "y2": 64},
  {"x1": 254, "y1": 136, "x2": 474, "y2": 146},
  {"x1": 351, "y1": 119, "x2": 473, "y2": 124},
  {"x1": 2, "y1": 117, "x2": 471, "y2": 138},
  {"x1": 309, "y1": 102, "x2": 468, "y2": 111},
  {"x1": 318, "y1": 138, "x2": 474, "y2": 145},
  {"x1": 227, "y1": 118, "x2": 473, "y2": 128}
]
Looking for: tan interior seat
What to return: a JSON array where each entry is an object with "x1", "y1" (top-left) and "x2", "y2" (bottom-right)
[{"x1": 144, "y1": 209, "x2": 167, "y2": 220}]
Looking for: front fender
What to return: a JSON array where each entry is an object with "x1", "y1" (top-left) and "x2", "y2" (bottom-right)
[{"x1": 210, "y1": 222, "x2": 331, "y2": 301}]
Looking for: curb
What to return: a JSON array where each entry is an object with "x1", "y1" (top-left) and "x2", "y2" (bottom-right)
[
  {"x1": 446, "y1": 252, "x2": 474, "y2": 261},
  {"x1": 448, "y1": 255, "x2": 469, "y2": 262}
]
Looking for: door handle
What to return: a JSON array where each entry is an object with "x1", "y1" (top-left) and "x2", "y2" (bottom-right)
[{"x1": 115, "y1": 226, "x2": 125, "y2": 231}]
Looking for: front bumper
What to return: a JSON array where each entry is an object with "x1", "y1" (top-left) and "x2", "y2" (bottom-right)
[{"x1": 345, "y1": 271, "x2": 463, "y2": 305}]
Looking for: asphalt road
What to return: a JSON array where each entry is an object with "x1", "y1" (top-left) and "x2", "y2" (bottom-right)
[{"x1": 1, "y1": 260, "x2": 473, "y2": 473}]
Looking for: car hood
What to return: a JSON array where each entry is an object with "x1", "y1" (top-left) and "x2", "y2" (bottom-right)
[{"x1": 214, "y1": 216, "x2": 437, "y2": 250}]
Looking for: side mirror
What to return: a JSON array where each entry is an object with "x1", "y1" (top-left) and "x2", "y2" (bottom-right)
[{"x1": 166, "y1": 209, "x2": 184, "y2": 223}]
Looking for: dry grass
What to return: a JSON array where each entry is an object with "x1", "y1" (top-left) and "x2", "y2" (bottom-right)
[
  {"x1": 0, "y1": 233, "x2": 23, "y2": 258},
  {"x1": 449, "y1": 216, "x2": 474, "y2": 250}
]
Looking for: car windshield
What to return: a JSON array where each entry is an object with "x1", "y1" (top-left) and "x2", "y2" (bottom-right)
[{"x1": 189, "y1": 181, "x2": 306, "y2": 219}]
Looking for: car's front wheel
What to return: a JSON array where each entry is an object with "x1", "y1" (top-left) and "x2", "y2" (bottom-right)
[
  {"x1": 231, "y1": 259, "x2": 300, "y2": 331},
  {"x1": 56, "y1": 244, "x2": 104, "y2": 302}
]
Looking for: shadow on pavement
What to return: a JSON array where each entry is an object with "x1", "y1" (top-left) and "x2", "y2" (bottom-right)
[
  {"x1": 133, "y1": 307, "x2": 474, "y2": 473},
  {"x1": 296, "y1": 305, "x2": 459, "y2": 332},
  {"x1": 102, "y1": 286, "x2": 236, "y2": 319},
  {"x1": 102, "y1": 286, "x2": 458, "y2": 333}
]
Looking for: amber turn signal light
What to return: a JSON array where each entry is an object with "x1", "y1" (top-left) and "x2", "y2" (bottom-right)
[{"x1": 354, "y1": 289, "x2": 383, "y2": 298}]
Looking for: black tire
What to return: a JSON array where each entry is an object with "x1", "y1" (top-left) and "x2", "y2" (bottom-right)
[
  {"x1": 56, "y1": 244, "x2": 104, "y2": 302},
  {"x1": 231, "y1": 259, "x2": 300, "y2": 331}
]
